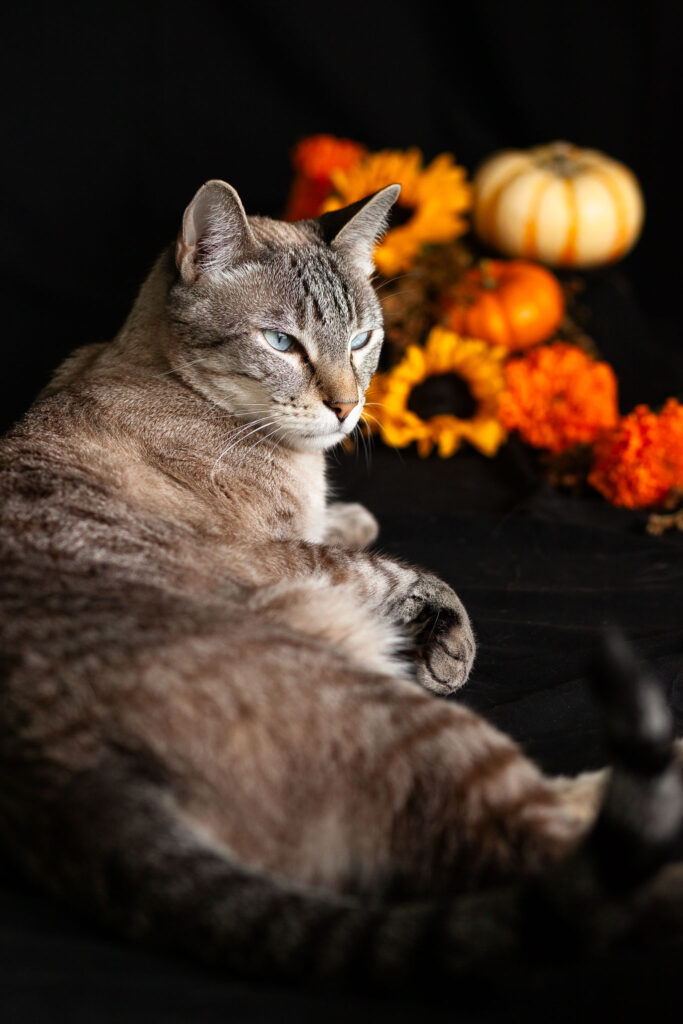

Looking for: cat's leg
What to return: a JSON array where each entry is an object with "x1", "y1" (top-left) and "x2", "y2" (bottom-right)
[
  {"x1": 387, "y1": 704, "x2": 596, "y2": 892},
  {"x1": 323, "y1": 502, "x2": 379, "y2": 548},
  {"x1": 246, "y1": 576, "x2": 405, "y2": 679},
  {"x1": 382, "y1": 567, "x2": 476, "y2": 695},
  {"x1": 224, "y1": 540, "x2": 476, "y2": 694}
]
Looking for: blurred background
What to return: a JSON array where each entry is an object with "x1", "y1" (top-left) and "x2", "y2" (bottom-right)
[{"x1": 1, "y1": 0, "x2": 681, "y2": 431}]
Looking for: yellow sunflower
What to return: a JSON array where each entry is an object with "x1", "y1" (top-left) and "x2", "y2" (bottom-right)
[
  {"x1": 322, "y1": 149, "x2": 471, "y2": 276},
  {"x1": 365, "y1": 327, "x2": 507, "y2": 457}
]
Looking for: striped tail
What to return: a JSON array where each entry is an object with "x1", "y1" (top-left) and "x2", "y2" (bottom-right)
[
  {"x1": 524, "y1": 629, "x2": 683, "y2": 955},
  {"x1": 590, "y1": 628, "x2": 683, "y2": 887},
  {"x1": 27, "y1": 768, "x2": 525, "y2": 987}
]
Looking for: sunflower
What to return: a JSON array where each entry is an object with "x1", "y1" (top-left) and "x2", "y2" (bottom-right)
[
  {"x1": 285, "y1": 135, "x2": 366, "y2": 221},
  {"x1": 588, "y1": 398, "x2": 683, "y2": 508},
  {"x1": 498, "y1": 342, "x2": 619, "y2": 454},
  {"x1": 322, "y1": 149, "x2": 471, "y2": 276},
  {"x1": 365, "y1": 327, "x2": 507, "y2": 457}
]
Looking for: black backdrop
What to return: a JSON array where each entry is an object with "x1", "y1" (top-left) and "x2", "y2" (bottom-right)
[
  {"x1": 2, "y1": 4, "x2": 683, "y2": 1022},
  {"x1": 2, "y1": 0, "x2": 682, "y2": 431}
]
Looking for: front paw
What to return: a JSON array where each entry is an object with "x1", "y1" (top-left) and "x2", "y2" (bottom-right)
[
  {"x1": 324, "y1": 502, "x2": 379, "y2": 548},
  {"x1": 402, "y1": 574, "x2": 476, "y2": 695}
]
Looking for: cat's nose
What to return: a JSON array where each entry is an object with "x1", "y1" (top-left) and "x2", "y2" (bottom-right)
[{"x1": 325, "y1": 400, "x2": 357, "y2": 422}]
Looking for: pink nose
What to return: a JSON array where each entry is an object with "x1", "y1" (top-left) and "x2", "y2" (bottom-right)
[{"x1": 325, "y1": 400, "x2": 357, "y2": 422}]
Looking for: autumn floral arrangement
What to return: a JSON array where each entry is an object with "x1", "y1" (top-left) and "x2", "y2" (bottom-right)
[{"x1": 284, "y1": 135, "x2": 683, "y2": 529}]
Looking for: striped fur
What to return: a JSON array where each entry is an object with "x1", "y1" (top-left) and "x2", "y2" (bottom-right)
[{"x1": 0, "y1": 182, "x2": 681, "y2": 984}]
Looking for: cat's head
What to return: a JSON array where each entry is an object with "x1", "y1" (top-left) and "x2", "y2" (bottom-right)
[{"x1": 165, "y1": 179, "x2": 400, "y2": 452}]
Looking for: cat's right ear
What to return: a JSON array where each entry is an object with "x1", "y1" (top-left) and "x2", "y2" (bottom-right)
[
  {"x1": 316, "y1": 184, "x2": 401, "y2": 275},
  {"x1": 176, "y1": 180, "x2": 255, "y2": 284}
]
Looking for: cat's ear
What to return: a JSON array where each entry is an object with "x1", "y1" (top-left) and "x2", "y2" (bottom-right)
[
  {"x1": 316, "y1": 184, "x2": 401, "y2": 275},
  {"x1": 176, "y1": 180, "x2": 256, "y2": 284}
]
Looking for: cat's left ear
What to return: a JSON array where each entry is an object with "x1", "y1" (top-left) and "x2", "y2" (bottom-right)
[
  {"x1": 176, "y1": 179, "x2": 256, "y2": 284},
  {"x1": 316, "y1": 184, "x2": 401, "y2": 275}
]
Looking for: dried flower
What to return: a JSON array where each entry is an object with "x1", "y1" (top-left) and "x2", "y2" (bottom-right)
[
  {"x1": 498, "y1": 342, "x2": 619, "y2": 454},
  {"x1": 379, "y1": 239, "x2": 475, "y2": 360},
  {"x1": 285, "y1": 135, "x2": 366, "y2": 221},
  {"x1": 589, "y1": 399, "x2": 683, "y2": 508}
]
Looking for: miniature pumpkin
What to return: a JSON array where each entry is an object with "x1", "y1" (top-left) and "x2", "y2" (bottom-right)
[
  {"x1": 442, "y1": 259, "x2": 564, "y2": 351},
  {"x1": 473, "y1": 141, "x2": 644, "y2": 268}
]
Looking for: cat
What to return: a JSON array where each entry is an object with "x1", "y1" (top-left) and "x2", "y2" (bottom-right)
[{"x1": 0, "y1": 179, "x2": 682, "y2": 986}]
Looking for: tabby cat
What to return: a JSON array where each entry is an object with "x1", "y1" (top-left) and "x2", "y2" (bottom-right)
[{"x1": 1, "y1": 180, "x2": 682, "y2": 985}]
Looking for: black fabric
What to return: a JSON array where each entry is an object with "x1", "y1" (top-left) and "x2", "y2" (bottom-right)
[{"x1": 2, "y1": 2, "x2": 683, "y2": 1020}]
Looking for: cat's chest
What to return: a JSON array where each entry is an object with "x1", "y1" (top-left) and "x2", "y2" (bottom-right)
[
  {"x1": 275, "y1": 451, "x2": 327, "y2": 543},
  {"x1": 214, "y1": 449, "x2": 328, "y2": 544}
]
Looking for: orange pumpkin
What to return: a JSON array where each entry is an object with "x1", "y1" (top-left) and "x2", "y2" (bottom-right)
[{"x1": 442, "y1": 259, "x2": 564, "y2": 351}]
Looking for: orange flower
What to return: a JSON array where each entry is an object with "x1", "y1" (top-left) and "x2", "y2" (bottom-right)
[
  {"x1": 498, "y1": 342, "x2": 619, "y2": 454},
  {"x1": 588, "y1": 398, "x2": 683, "y2": 508},
  {"x1": 285, "y1": 135, "x2": 366, "y2": 221}
]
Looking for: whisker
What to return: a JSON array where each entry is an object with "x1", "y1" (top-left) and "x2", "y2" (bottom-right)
[
  {"x1": 243, "y1": 425, "x2": 284, "y2": 458},
  {"x1": 229, "y1": 402, "x2": 273, "y2": 417},
  {"x1": 361, "y1": 410, "x2": 405, "y2": 464},
  {"x1": 230, "y1": 407, "x2": 273, "y2": 422},
  {"x1": 219, "y1": 417, "x2": 272, "y2": 447},
  {"x1": 219, "y1": 419, "x2": 278, "y2": 457},
  {"x1": 377, "y1": 289, "x2": 414, "y2": 303},
  {"x1": 356, "y1": 422, "x2": 372, "y2": 472},
  {"x1": 210, "y1": 417, "x2": 277, "y2": 475},
  {"x1": 152, "y1": 356, "x2": 213, "y2": 378},
  {"x1": 374, "y1": 273, "x2": 410, "y2": 294},
  {"x1": 360, "y1": 410, "x2": 382, "y2": 429},
  {"x1": 358, "y1": 418, "x2": 374, "y2": 469}
]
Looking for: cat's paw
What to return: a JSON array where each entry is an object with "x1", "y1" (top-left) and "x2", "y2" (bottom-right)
[
  {"x1": 324, "y1": 502, "x2": 379, "y2": 548},
  {"x1": 402, "y1": 574, "x2": 476, "y2": 695}
]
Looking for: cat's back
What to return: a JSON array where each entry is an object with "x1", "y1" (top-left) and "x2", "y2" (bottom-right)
[
  {"x1": 0, "y1": 375, "x2": 230, "y2": 648},
  {"x1": 0, "y1": 379, "x2": 180, "y2": 563}
]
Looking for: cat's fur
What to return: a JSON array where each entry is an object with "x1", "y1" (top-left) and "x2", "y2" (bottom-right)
[{"x1": 1, "y1": 180, "x2": 682, "y2": 985}]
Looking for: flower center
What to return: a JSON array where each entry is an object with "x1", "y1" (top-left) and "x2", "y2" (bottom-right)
[{"x1": 408, "y1": 373, "x2": 477, "y2": 420}]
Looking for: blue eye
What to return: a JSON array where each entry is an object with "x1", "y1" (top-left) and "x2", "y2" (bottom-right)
[
  {"x1": 263, "y1": 329, "x2": 295, "y2": 352},
  {"x1": 351, "y1": 331, "x2": 371, "y2": 351}
]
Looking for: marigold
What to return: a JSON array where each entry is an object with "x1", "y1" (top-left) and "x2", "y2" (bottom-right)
[
  {"x1": 285, "y1": 135, "x2": 366, "y2": 221},
  {"x1": 365, "y1": 327, "x2": 506, "y2": 458},
  {"x1": 323, "y1": 149, "x2": 471, "y2": 276},
  {"x1": 588, "y1": 398, "x2": 683, "y2": 508},
  {"x1": 498, "y1": 342, "x2": 618, "y2": 454}
]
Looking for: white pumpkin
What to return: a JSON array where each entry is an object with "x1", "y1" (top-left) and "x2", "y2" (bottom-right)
[{"x1": 473, "y1": 141, "x2": 645, "y2": 268}]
